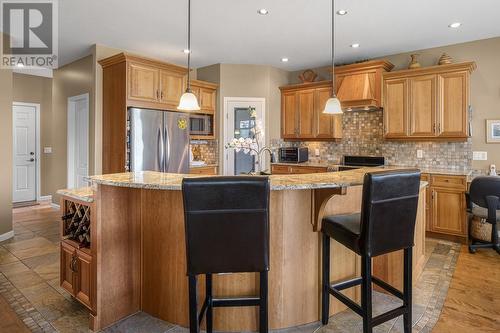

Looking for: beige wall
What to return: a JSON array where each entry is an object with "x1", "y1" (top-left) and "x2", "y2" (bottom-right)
[
  {"x1": 197, "y1": 64, "x2": 290, "y2": 173},
  {"x1": 290, "y1": 37, "x2": 500, "y2": 171},
  {"x1": 12, "y1": 74, "x2": 53, "y2": 196},
  {"x1": 0, "y1": 67, "x2": 13, "y2": 236},
  {"x1": 50, "y1": 55, "x2": 93, "y2": 202}
]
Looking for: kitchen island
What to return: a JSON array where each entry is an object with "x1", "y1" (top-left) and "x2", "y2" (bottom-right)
[{"x1": 63, "y1": 168, "x2": 427, "y2": 331}]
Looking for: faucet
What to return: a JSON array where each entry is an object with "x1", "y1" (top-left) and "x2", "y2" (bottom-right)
[{"x1": 260, "y1": 147, "x2": 276, "y2": 163}]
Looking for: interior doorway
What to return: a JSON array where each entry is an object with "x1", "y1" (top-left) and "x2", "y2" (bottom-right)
[
  {"x1": 67, "y1": 93, "x2": 89, "y2": 189},
  {"x1": 12, "y1": 102, "x2": 40, "y2": 203},
  {"x1": 223, "y1": 97, "x2": 266, "y2": 175}
]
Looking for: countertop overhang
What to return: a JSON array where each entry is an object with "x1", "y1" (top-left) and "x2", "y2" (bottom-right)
[{"x1": 84, "y1": 167, "x2": 427, "y2": 192}]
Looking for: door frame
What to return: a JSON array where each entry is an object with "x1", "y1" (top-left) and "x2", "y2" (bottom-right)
[
  {"x1": 12, "y1": 102, "x2": 41, "y2": 201},
  {"x1": 67, "y1": 93, "x2": 89, "y2": 189},
  {"x1": 223, "y1": 97, "x2": 266, "y2": 175}
]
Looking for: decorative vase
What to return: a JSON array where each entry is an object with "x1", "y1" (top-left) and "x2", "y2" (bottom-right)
[
  {"x1": 298, "y1": 69, "x2": 318, "y2": 83},
  {"x1": 408, "y1": 54, "x2": 421, "y2": 69},
  {"x1": 438, "y1": 53, "x2": 453, "y2": 65}
]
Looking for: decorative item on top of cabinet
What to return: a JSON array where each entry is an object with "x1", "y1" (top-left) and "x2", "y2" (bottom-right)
[
  {"x1": 408, "y1": 54, "x2": 421, "y2": 69},
  {"x1": 438, "y1": 53, "x2": 453, "y2": 65},
  {"x1": 298, "y1": 69, "x2": 318, "y2": 83},
  {"x1": 279, "y1": 81, "x2": 342, "y2": 140},
  {"x1": 383, "y1": 61, "x2": 476, "y2": 141}
]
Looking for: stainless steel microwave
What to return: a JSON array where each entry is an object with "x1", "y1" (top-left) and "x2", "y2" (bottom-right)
[{"x1": 189, "y1": 114, "x2": 213, "y2": 136}]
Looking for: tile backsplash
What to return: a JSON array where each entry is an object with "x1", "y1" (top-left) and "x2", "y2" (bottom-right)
[
  {"x1": 271, "y1": 110, "x2": 472, "y2": 170},
  {"x1": 190, "y1": 140, "x2": 218, "y2": 165}
]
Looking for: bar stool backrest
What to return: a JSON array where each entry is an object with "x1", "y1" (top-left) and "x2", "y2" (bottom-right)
[
  {"x1": 182, "y1": 176, "x2": 270, "y2": 275},
  {"x1": 360, "y1": 170, "x2": 421, "y2": 257},
  {"x1": 469, "y1": 176, "x2": 500, "y2": 222}
]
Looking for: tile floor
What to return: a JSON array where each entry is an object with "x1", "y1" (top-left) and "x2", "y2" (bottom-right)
[{"x1": 0, "y1": 204, "x2": 459, "y2": 333}]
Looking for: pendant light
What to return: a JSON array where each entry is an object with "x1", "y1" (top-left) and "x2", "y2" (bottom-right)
[
  {"x1": 178, "y1": 0, "x2": 200, "y2": 111},
  {"x1": 323, "y1": 0, "x2": 343, "y2": 114}
]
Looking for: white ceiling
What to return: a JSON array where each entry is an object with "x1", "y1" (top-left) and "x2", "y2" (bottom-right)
[{"x1": 57, "y1": 0, "x2": 500, "y2": 70}]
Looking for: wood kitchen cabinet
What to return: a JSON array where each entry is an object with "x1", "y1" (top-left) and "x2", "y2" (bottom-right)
[
  {"x1": 190, "y1": 80, "x2": 217, "y2": 114},
  {"x1": 128, "y1": 63, "x2": 160, "y2": 102},
  {"x1": 383, "y1": 62, "x2": 475, "y2": 141},
  {"x1": 271, "y1": 164, "x2": 329, "y2": 174},
  {"x1": 189, "y1": 165, "x2": 218, "y2": 175},
  {"x1": 280, "y1": 81, "x2": 342, "y2": 140}
]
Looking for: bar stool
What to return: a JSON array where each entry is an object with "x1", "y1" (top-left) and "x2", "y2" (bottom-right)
[
  {"x1": 182, "y1": 176, "x2": 270, "y2": 333},
  {"x1": 321, "y1": 170, "x2": 421, "y2": 333}
]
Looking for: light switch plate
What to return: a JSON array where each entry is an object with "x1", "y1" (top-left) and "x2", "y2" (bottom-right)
[
  {"x1": 315, "y1": 149, "x2": 320, "y2": 156},
  {"x1": 417, "y1": 150, "x2": 423, "y2": 159},
  {"x1": 473, "y1": 151, "x2": 488, "y2": 160},
  {"x1": 43, "y1": 147, "x2": 52, "y2": 154}
]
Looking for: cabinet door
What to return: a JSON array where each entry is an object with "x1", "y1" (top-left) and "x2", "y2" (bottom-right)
[
  {"x1": 289, "y1": 166, "x2": 328, "y2": 174},
  {"x1": 431, "y1": 187, "x2": 466, "y2": 236},
  {"x1": 384, "y1": 78, "x2": 408, "y2": 138},
  {"x1": 314, "y1": 87, "x2": 336, "y2": 139},
  {"x1": 297, "y1": 89, "x2": 316, "y2": 138},
  {"x1": 438, "y1": 72, "x2": 468, "y2": 137},
  {"x1": 199, "y1": 88, "x2": 216, "y2": 113},
  {"x1": 409, "y1": 75, "x2": 437, "y2": 137},
  {"x1": 128, "y1": 63, "x2": 160, "y2": 102},
  {"x1": 75, "y1": 250, "x2": 93, "y2": 310},
  {"x1": 271, "y1": 165, "x2": 291, "y2": 174},
  {"x1": 159, "y1": 71, "x2": 185, "y2": 106},
  {"x1": 281, "y1": 91, "x2": 298, "y2": 139},
  {"x1": 60, "y1": 242, "x2": 75, "y2": 295}
]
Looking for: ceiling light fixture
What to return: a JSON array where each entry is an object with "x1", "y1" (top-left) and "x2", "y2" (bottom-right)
[
  {"x1": 336, "y1": 10, "x2": 348, "y2": 15},
  {"x1": 178, "y1": 0, "x2": 200, "y2": 111},
  {"x1": 258, "y1": 8, "x2": 269, "y2": 15},
  {"x1": 323, "y1": 0, "x2": 343, "y2": 115},
  {"x1": 281, "y1": 58, "x2": 289, "y2": 62},
  {"x1": 449, "y1": 22, "x2": 461, "y2": 28},
  {"x1": 350, "y1": 43, "x2": 360, "y2": 48}
]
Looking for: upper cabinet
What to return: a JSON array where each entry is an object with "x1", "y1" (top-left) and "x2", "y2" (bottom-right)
[
  {"x1": 383, "y1": 62, "x2": 475, "y2": 140},
  {"x1": 280, "y1": 81, "x2": 342, "y2": 140},
  {"x1": 190, "y1": 80, "x2": 217, "y2": 114}
]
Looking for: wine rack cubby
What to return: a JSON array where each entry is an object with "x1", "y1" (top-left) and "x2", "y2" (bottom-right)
[{"x1": 62, "y1": 200, "x2": 92, "y2": 248}]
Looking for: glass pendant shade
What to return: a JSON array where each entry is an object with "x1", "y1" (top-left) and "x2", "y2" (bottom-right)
[
  {"x1": 323, "y1": 95, "x2": 342, "y2": 114},
  {"x1": 177, "y1": 91, "x2": 200, "y2": 111}
]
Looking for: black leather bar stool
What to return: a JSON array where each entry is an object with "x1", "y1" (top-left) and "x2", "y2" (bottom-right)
[
  {"x1": 321, "y1": 170, "x2": 421, "y2": 333},
  {"x1": 182, "y1": 176, "x2": 270, "y2": 333},
  {"x1": 466, "y1": 176, "x2": 500, "y2": 254}
]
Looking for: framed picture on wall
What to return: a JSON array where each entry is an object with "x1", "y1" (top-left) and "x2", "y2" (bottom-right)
[{"x1": 486, "y1": 119, "x2": 500, "y2": 143}]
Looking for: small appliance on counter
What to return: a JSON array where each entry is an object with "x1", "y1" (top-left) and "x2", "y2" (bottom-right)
[
  {"x1": 490, "y1": 164, "x2": 497, "y2": 176},
  {"x1": 278, "y1": 147, "x2": 309, "y2": 163},
  {"x1": 338, "y1": 155, "x2": 385, "y2": 171}
]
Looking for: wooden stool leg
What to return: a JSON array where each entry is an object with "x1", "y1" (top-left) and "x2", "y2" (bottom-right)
[
  {"x1": 361, "y1": 255, "x2": 372, "y2": 333},
  {"x1": 206, "y1": 274, "x2": 213, "y2": 333},
  {"x1": 322, "y1": 233, "x2": 331, "y2": 325},
  {"x1": 259, "y1": 271, "x2": 268, "y2": 333},
  {"x1": 188, "y1": 275, "x2": 199, "y2": 333},
  {"x1": 403, "y1": 248, "x2": 413, "y2": 333}
]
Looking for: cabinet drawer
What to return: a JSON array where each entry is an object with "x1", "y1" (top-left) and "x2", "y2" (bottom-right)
[
  {"x1": 431, "y1": 175, "x2": 466, "y2": 190},
  {"x1": 290, "y1": 166, "x2": 328, "y2": 174},
  {"x1": 271, "y1": 165, "x2": 292, "y2": 174},
  {"x1": 189, "y1": 166, "x2": 217, "y2": 175}
]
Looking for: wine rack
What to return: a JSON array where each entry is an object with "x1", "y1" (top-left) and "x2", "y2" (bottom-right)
[{"x1": 62, "y1": 201, "x2": 91, "y2": 248}]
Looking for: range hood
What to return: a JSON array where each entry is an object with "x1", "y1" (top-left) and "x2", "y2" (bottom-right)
[{"x1": 332, "y1": 60, "x2": 394, "y2": 111}]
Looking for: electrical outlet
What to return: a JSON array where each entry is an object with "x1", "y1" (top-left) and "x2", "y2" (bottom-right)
[
  {"x1": 473, "y1": 151, "x2": 488, "y2": 161},
  {"x1": 315, "y1": 149, "x2": 320, "y2": 156},
  {"x1": 43, "y1": 147, "x2": 52, "y2": 154},
  {"x1": 417, "y1": 150, "x2": 423, "y2": 159}
]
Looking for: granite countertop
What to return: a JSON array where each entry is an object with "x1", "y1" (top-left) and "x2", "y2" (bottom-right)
[
  {"x1": 57, "y1": 187, "x2": 94, "y2": 203},
  {"x1": 271, "y1": 162, "x2": 473, "y2": 177},
  {"x1": 85, "y1": 167, "x2": 427, "y2": 191},
  {"x1": 189, "y1": 163, "x2": 218, "y2": 169}
]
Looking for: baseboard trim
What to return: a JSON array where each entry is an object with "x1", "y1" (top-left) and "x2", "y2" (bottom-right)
[
  {"x1": 0, "y1": 230, "x2": 14, "y2": 242},
  {"x1": 38, "y1": 195, "x2": 52, "y2": 202},
  {"x1": 50, "y1": 203, "x2": 60, "y2": 210}
]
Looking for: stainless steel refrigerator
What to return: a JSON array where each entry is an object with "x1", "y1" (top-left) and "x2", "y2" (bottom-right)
[{"x1": 129, "y1": 108, "x2": 190, "y2": 173}]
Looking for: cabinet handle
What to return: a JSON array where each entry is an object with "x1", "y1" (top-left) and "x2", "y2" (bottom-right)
[
  {"x1": 431, "y1": 190, "x2": 435, "y2": 200},
  {"x1": 156, "y1": 90, "x2": 160, "y2": 100},
  {"x1": 160, "y1": 91, "x2": 164, "y2": 100},
  {"x1": 437, "y1": 123, "x2": 441, "y2": 133},
  {"x1": 433, "y1": 124, "x2": 436, "y2": 133}
]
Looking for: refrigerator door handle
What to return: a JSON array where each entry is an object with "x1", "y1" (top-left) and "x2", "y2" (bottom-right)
[
  {"x1": 157, "y1": 127, "x2": 164, "y2": 171},
  {"x1": 164, "y1": 125, "x2": 171, "y2": 172}
]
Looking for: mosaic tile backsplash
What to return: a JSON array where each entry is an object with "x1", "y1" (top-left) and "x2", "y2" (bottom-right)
[
  {"x1": 190, "y1": 140, "x2": 218, "y2": 165},
  {"x1": 271, "y1": 110, "x2": 472, "y2": 170}
]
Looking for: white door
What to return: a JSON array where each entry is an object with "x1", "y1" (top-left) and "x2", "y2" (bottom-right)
[
  {"x1": 224, "y1": 98, "x2": 266, "y2": 176},
  {"x1": 13, "y1": 104, "x2": 37, "y2": 202},
  {"x1": 68, "y1": 94, "x2": 89, "y2": 189}
]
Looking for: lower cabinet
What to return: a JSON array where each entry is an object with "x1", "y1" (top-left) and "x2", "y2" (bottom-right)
[
  {"x1": 271, "y1": 164, "x2": 328, "y2": 174},
  {"x1": 189, "y1": 165, "x2": 218, "y2": 175},
  {"x1": 60, "y1": 241, "x2": 94, "y2": 311}
]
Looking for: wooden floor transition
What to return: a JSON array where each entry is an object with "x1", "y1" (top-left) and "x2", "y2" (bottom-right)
[{"x1": 0, "y1": 203, "x2": 499, "y2": 332}]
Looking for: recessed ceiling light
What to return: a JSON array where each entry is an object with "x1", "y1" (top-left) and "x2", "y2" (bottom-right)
[
  {"x1": 350, "y1": 43, "x2": 360, "y2": 48},
  {"x1": 336, "y1": 10, "x2": 348, "y2": 15},
  {"x1": 182, "y1": 49, "x2": 190, "y2": 54},
  {"x1": 449, "y1": 22, "x2": 461, "y2": 28},
  {"x1": 257, "y1": 8, "x2": 269, "y2": 15},
  {"x1": 281, "y1": 58, "x2": 289, "y2": 62}
]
